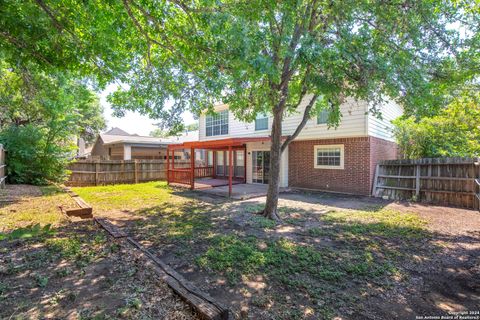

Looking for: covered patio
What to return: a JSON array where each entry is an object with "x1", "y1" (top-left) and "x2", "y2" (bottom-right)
[{"x1": 167, "y1": 137, "x2": 270, "y2": 197}]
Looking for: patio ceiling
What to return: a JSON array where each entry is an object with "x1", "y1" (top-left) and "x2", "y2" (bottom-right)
[{"x1": 167, "y1": 136, "x2": 271, "y2": 150}]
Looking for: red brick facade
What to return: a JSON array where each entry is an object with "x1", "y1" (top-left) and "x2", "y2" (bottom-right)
[{"x1": 288, "y1": 137, "x2": 397, "y2": 195}]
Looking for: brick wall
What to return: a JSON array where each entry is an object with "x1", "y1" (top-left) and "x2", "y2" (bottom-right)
[
  {"x1": 288, "y1": 137, "x2": 397, "y2": 195},
  {"x1": 369, "y1": 136, "x2": 398, "y2": 191}
]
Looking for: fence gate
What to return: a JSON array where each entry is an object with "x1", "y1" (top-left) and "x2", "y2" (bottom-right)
[{"x1": 372, "y1": 157, "x2": 480, "y2": 210}]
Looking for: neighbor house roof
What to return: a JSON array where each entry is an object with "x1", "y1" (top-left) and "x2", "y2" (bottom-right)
[
  {"x1": 98, "y1": 127, "x2": 199, "y2": 146},
  {"x1": 101, "y1": 134, "x2": 172, "y2": 146},
  {"x1": 104, "y1": 127, "x2": 132, "y2": 136},
  {"x1": 165, "y1": 130, "x2": 199, "y2": 143}
]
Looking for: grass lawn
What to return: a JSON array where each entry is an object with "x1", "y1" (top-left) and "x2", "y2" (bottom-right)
[
  {"x1": 0, "y1": 185, "x2": 70, "y2": 232},
  {"x1": 67, "y1": 182, "x2": 478, "y2": 319},
  {"x1": 3, "y1": 182, "x2": 478, "y2": 319},
  {"x1": 0, "y1": 184, "x2": 198, "y2": 319},
  {"x1": 72, "y1": 181, "x2": 173, "y2": 211}
]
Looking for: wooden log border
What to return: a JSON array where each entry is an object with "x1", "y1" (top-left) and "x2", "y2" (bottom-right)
[
  {"x1": 96, "y1": 217, "x2": 230, "y2": 320},
  {"x1": 60, "y1": 185, "x2": 230, "y2": 319},
  {"x1": 61, "y1": 186, "x2": 93, "y2": 219}
]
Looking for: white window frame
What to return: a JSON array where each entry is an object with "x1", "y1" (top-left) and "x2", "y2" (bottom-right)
[
  {"x1": 317, "y1": 109, "x2": 329, "y2": 124},
  {"x1": 205, "y1": 110, "x2": 229, "y2": 137},
  {"x1": 313, "y1": 144, "x2": 344, "y2": 169},
  {"x1": 254, "y1": 113, "x2": 269, "y2": 131}
]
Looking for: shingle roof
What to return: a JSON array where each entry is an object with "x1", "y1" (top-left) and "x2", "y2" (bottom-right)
[
  {"x1": 104, "y1": 127, "x2": 132, "y2": 136},
  {"x1": 166, "y1": 130, "x2": 199, "y2": 143},
  {"x1": 100, "y1": 134, "x2": 170, "y2": 146},
  {"x1": 99, "y1": 128, "x2": 199, "y2": 146}
]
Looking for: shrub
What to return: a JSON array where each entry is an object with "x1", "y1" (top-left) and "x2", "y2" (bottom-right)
[
  {"x1": 0, "y1": 125, "x2": 74, "y2": 185},
  {"x1": 393, "y1": 92, "x2": 480, "y2": 159}
]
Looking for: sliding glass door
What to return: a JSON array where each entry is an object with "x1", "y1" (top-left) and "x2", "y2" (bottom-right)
[
  {"x1": 252, "y1": 151, "x2": 270, "y2": 184},
  {"x1": 216, "y1": 151, "x2": 224, "y2": 176},
  {"x1": 234, "y1": 151, "x2": 245, "y2": 178},
  {"x1": 215, "y1": 150, "x2": 245, "y2": 178}
]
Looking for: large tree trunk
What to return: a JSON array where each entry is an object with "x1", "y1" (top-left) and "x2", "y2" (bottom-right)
[
  {"x1": 263, "y1": 108, "x2": 283, "y2": 221},
  {"x1": 261, "y1": 94, "x2": 318, "y2": 220}
]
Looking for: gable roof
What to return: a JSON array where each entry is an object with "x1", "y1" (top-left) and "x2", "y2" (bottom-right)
[
  {"x1": 96, "y1": 127, "x2": 199, "y2": 147},
  {"x1": 165, "y1": 130, "x2": 199, "y2": 143},
  {"x1": 104, "y1": 127, "x2": 131, "y2": 136},
  {"x1": 100, "y1": 134, "x2": 171, "y2": 146}
]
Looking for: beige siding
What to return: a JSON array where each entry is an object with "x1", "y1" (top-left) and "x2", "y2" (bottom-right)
[
  {"x1": 199, "y1": 95, "x2": 369, "y2": 141},
  {"x1": 284, "y1": 95, "x2": 368, "y2": 140},
  {"x1": 367, "y1": 99, "x2": 403, "y2": 142}
]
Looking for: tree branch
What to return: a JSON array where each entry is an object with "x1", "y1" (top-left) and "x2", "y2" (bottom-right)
[
  {"x1": 122, "y1": 0, "x2": 152, "y2": 65},
  {"x1": 0, "y1": 31, "x2": 52, "y2": 65},
  {"x1": 280, "y1": 93, "x2": 318, "y2": 152}
]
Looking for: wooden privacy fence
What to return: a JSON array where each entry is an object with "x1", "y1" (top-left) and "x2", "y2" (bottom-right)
[
  {"x1": 66, "y1": 159, "x2": 190, "y2": 186},
  {"x1": 0, "y1": 144, "x2": 6, "y2": 189},
  {"x1": 372, "y1": 157, "x2": 480, "y2": 210}
]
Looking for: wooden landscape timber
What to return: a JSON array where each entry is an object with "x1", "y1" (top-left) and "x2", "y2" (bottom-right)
[
  {"x1": 57, "y1": 184, "x2": 228, "y2": 318},
  {"x1": 96, "y1": 218, "x2": 230, "y2": 320},
  {"x1": 372, "y1": 157, "x2": 480, "y2": 210},
  {"x1": 94, "y1": 218, "x2": 127, "y2": 238},
  {"x1": 60, "y1": 186, "x2": 93, "y2": 219}
]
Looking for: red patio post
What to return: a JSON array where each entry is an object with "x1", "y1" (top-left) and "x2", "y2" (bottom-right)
[
  {"x1": 212, "y1": 149, "x2": 216, "y2": 179},
  {"x1": 243, "y1": 146, "x2": 247, "y2": 183},
  {"x1": 228, "y1": 146, "x2": 233, "y2": 197},
  {"x1": 166, "y1": 147, "x2": 170, "y2": 184},
  {"x1": 190, "y1": 147, "x2": 195, "y2": 190}
]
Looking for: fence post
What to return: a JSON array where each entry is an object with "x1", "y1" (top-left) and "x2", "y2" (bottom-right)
[
  {"x1": 134, "y1": 160, "x2": 138, "y2": 184},
  {"x1": 372, "y1": 163, "x2": 380, "y2": 196},
  {"x1": 95, "y1": 161, "x2": 100, "y2": 186},
  {"x1": 476, "y1": 158, "x2": 480, "y2": 211},
  {"x1": 0, "y1": 144, "x2": 5, "y2": 189},
  {"x1": 415, "y1": 165, "x2": 420, "y2": 199}
]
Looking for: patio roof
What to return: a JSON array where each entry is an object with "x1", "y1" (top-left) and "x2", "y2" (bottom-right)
[{"x1": 167, "y1": 136, "x2": 271, "y2": 150}]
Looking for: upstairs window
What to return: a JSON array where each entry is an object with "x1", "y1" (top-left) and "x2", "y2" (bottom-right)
[
  {"x1": 314, "y1": 145, "x2": 344, "y2": 169},
  {"x1": 317, "y1": 109, "x2": 329, "y2": 124},
  {"x1": 255, "y1": 113, "x2": 268, "y2": 131},
  {"x1": 206, "y1": 110, "x2": 229, "y2": 136}
]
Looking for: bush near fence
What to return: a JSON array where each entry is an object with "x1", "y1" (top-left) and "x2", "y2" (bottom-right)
[
  {"x1": 66, "y1": 159, "x2": 190, "y2": 186},
  {"x1": 372, "y1": 157, "x2": 480, "y2": 210}
]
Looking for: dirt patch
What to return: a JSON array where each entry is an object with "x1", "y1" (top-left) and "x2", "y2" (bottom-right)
[
  {"x1": 116, "y1": 190, "x2": 480, "y2": 319},
  {"x1": 385, "y1": 202, "x2": 480, "y2": 235},
  {"x1": 0, "y1": 184, "x2": 43, "y2": 203},
  {"x1": 0, "y1": 221, "x2": 198, "y2": 319}
]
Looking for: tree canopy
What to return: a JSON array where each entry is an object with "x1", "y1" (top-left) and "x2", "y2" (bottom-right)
[
  {"x1": 2, "y1": 1, "x2": 478, "y2": 125},
  {"x1": 1, "y1": 0, "x2": 479, "y2": 216},
  {"x1": 393, "y1": 91, "x2": 480, "y2": 159},
  {"x1": 0, "y1": 61, "x2": 106, "y2": 184}
]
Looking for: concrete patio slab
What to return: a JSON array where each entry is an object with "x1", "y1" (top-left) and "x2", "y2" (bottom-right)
[{"x1": 195, "y1": 183, "x2": 288, "y2": 200}]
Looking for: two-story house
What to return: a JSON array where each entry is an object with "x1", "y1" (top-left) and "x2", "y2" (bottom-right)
[{"x1": 167, "y1": 95, "x2": 402, "y2": 196}]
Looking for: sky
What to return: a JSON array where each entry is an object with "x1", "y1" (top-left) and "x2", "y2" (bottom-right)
[{"x1": 100, "y1": 84, "x2": 195, "y2": 136}]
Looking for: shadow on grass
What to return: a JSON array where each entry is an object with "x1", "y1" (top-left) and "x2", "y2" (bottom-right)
[
  {"x1": 0, "y1": 221, "x2": 124, "y2": 319},
  {"x1": 169, "y1": 188, "x2": 232, "y2": 205},
  {"x1": 121, "y1": 196, "x2": 480, "y2": 320},
  {"x1": 0, "y1": 220, "x2": 197, "y2": 319},
  {"x1": 0, "y1": 184, "x2": 61, "y2": 209},
  {"x1": 279, "y1": 189, "x2": 392, "y2": 211}
]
